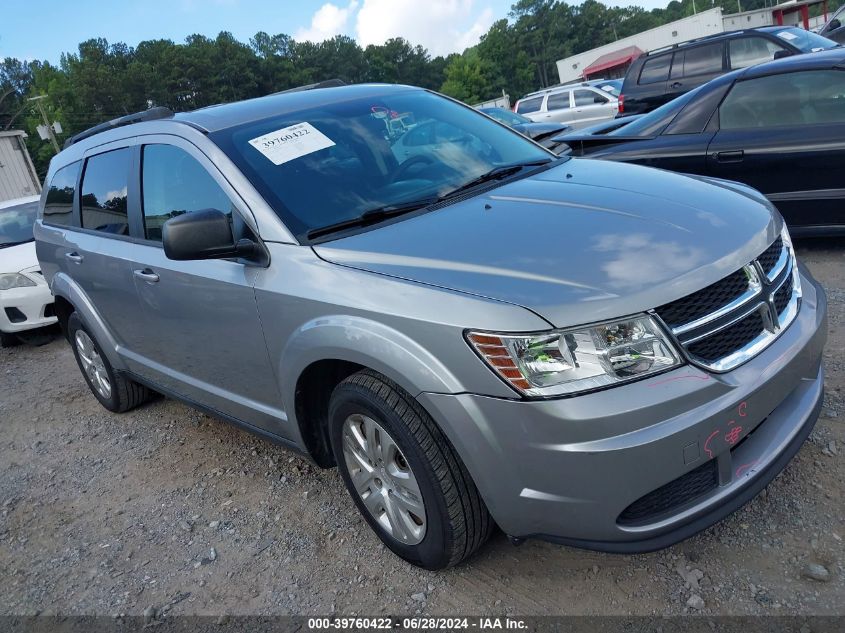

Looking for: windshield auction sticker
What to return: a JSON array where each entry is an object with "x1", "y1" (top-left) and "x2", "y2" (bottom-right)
[{"x1": 248, "y1": 122, "x2": 336, "y2": 165}]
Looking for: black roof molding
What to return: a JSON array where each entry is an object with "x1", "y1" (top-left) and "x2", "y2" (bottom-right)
[{"x1": 63, "y1": 106, "x2": 174, "y2": 149}]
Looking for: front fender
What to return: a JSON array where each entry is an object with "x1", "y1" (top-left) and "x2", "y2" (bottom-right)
[
  {"x1": 278, "y1": 315, "x2": 464, "y2": 417},
  {"x1": 50, "y1": 272, "x2": 127, "y2": 371}
]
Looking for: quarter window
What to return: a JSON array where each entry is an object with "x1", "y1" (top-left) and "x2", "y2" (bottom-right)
[
  {"x1": 546, "y1": 92, "x2": 570, "y2": 110},
  {"x1": 516, "y1": 96, "x2": 544, "y2": 114},
  {"x1": 141, "y1": 144, "x2": 235, "y2": 242},
  {"x1": 80, "y1": 148, "x2": 132, "y2": 235},
  {"x1": 729, "y1": 37, "x2": 785, "y2": 69},
  {"x1": 720, "y1": 69, "x2": 845, "y2": 129},
  {"x1": 639, "y1": 55, "x2": 672, "y2": 85},
  {"x1": 682, "y1": 43, "x2": 723, "y2": 77},
  {"x1": 43, "y1": 161, "x2": 81, "y2": 227}
]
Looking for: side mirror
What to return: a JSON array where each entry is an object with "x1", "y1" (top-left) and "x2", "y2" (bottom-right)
[
  {"x1": 773, "y1": 50, "x2": 793, "y2": 60},
  {"x1": 162, "y1": 209, "x2": 260, "y2": 261},
  {"x1": 828, "y1": 18, "x2": 842, "y2": 31}
]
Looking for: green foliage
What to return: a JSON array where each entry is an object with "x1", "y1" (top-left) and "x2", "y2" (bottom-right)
[{"x1": 5, "y1": 0, "x2": 842, "y2": 179}]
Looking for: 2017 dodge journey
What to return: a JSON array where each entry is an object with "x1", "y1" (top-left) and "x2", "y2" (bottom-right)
[{"x1": 34, "y1": 83, "x2": 827, "y2": 569}]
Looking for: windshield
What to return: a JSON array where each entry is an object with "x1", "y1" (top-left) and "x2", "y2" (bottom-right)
[
  {"x1": 608, "y1": 84, "x2": 707, "y2": 137},
  {"x1": 482, "y1": 108, "x2": 531, "y2": 125},
  {"x1": 0, "y1": 200, "x2": 39, "y2": 246},
  {"x1": 775, "y1": 27, "x2": 838, "y2": 52},
  {"x1": 212, "y1": 89, "x2": 553, "y2": 241},
  {"x1": 593, "y1": 80, "x2": 622, "y2": 97}
]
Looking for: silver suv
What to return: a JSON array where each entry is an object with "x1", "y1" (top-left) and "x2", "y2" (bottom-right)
[
  {"x1": 514, "y1": 81, "x2": 620, "y2": 129},
  {"x1": 35, "y1": 84, "x2": 827, "y2": 570}
]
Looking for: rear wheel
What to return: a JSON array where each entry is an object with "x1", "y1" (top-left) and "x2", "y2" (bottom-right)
[
  {"x1": 68, "y1": 313, "x2": 151, "y2": 413},
  {"x1": 329, "y1": 369, "x2": 493, "y2": 569}
]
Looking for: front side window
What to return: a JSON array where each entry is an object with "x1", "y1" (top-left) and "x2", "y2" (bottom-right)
[
  {"x1": 720, "y1": 69, "x2": 845, "y2": 129},
  {"x1": 729, "y1": 37, "x2": 785, "y2": 69},
  {"x1": 211, "y1": 88, "x2": 553, "y2": 241},
  {"x1": 0, "y1": 199, "x2": 39, "y2": 246},
  {"x1": 573, "y1": 89, "x2": 608, "y2": 107},
  {"x1": 141, "y1": 144, "x2": 235, "y2": 242},
  {"x1": 43, "y1": 161, "x2": 81, "y2": 227},
  {"x1": 80, "y1": 148, "x2": 132, "y2": 235},
  {"x1": 546, "y1": 92, "x2": 570, "y2": 110},
  {"x1": 516, "y1": 96, "x2": 544, "y2": 114},
  {"x1": 639, "y1": 55, "x2": 671, "y2": 85},
  {"x1": 682, "y1": 43, "x2": 723, "y2": 77}
]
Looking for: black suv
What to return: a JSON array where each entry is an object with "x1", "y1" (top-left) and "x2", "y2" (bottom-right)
[{"x1": 618, "y1": 26, "x2": 837, "y2": 116}]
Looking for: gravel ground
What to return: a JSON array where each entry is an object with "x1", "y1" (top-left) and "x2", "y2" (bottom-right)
[{"x1": 0, "y1": 239, "x2": 843, "y2": 619}]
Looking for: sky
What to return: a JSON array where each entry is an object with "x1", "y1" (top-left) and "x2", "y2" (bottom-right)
[{"x1": 1, "y1": 0, "x2": 671, "y2": 63}]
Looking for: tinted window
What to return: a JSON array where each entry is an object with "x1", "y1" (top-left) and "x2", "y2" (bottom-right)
[
  {"x1": 0, "y1": 200, "x2": 39, "y2": 245},
  {"x1": 573, "y1": 89, "x2": 607, "y2": 106},
  {"x1": 720, "y1": 69, "x2": 845, "y2": 129},
  {"x1": 43, "y1": 161, "x2": 80, "y2": 227},
  {"x1": 682, "y1": 43, "x2": 723, "y2": 77},
  {"x1": 141, "y1": 145, "x2": 235, "y2": 242},
  {"x1": 81, "y1": 149, "x2": 132, "y2": 235},
  {"x1": 638, "y1": 55, "x2": 671, "y2": 85},
  {"x1": 516, "y1": 96, "x2": 544, "y2": 114},
  {"x1": 212, "y1": 89, "x2": 552, "y2": 241},
  {"x1": 546, "y1": 92, "x2": 570, "y2": 110},
  {"x1": 729, "y1": 37, "x2": 785, "y2": 69}
]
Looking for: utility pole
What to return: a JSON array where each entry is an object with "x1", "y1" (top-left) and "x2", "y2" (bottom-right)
[{"x1": 29, "y1": 95, "x2": 60, "y2": 154}]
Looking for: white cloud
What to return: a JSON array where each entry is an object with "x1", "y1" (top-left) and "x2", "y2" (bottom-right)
[
  {"x1": 295, "y1": 1, "x2": 359, "y2": 43},
  {"x1": 355, "y1": 0, "x2": 495, "y2": 56}
]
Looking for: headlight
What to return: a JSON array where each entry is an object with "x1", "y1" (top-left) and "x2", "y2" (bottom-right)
[
  {"x1": 780, "y1": 223, "x2": 802, "y2": 296},
  {"x1": 467, "y1": 315, "x2": 682, "y2": 398},
  {"x1": 0, "y1": 273, "x2": 36, "y2": 291}
]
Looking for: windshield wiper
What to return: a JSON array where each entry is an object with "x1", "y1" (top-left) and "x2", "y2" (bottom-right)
[
  {"x1": 439, "y1": 159, "x2": 556, "y2": 200},
  {"x1": 0, "y1": 239, "x2": 33, "y2": 249},
  {"x1": 307, "y1": 197, "x2": 440, "y2": 240}
]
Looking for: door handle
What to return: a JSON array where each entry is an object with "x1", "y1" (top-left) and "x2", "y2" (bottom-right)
[
  {"x1": 714, "y1": 150, "x2": 745, "y2": 163},
  {"x1": 65, "y1": 252, "x2": 84, "y2": 264},
  {"x1": 133, "y1": 269, "x2": 160, "y2": 283},
  {"x1": 670, "y1": 81, "x2": 683, "y2": 89}
]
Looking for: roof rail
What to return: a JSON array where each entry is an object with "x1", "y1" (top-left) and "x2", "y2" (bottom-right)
[
  {"x1": 63, "y1": 106, "x2": 174, "y2": 149},
  {"x1": 273, "y1": 78, "x2": 347, "y2": 95},
  {"x1": 645, "y1": 27, "x2": 765, "y2": 57}
]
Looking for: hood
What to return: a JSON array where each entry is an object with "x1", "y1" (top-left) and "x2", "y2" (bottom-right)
[
  {"x1": 515, "y1": 122, "x2": 569, "y2": 140},
  {"x1": 0, "y1": 240, "x2": 38, "y2": 274},
  {"x1": 314, "y1": 159, "x2": 779, "y2": 328}
]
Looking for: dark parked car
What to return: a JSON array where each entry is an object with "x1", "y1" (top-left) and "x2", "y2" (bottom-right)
[
  {"x1": 819, "y1": 5, "x2": 845, "y2": 44},
  {"x1": 558, "y1": 48, "x2": 845, "y2": 236},
  {"x1": 477, "y1": 107, "x2": 568, "y2": 147},
  {"x1": 618, "y1": 27, "x2": 838, "y2": 116}
]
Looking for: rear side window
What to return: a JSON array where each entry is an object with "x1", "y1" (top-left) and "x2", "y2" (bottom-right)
[
  {"x1": 546, "y1": 92, "x2": 570, "y2": 110},
  {"x1": 80, "y1": 148, "x2": 132, "y2": 236},
  {"x1": 573, "y1": 89, "x2": 608, "y2": 106},
  {"x1": 681, "y1": 43, "x2": 723, "y2": 77},
  {"x1": 43, "y1": 161, "x2": 80, "y2": 227},
  {"x1": 141, "y1": 145, "x2": 235, "y2": 242},
  {"x1": 720, "y1": 69, "x2": 845, "y2": 129},
  {"x1": 639, "y1": 55, "x2": 671, "y2": 85},
  {"x1": 729, "y1": 37, "x2": 785, "y2": 69},
  {"x1": 516, "y1": 96, "x2": 544, "y2": 114}
]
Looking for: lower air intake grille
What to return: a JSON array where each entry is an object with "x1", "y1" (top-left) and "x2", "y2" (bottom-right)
[{"x1": 618, "y1": 459, "x2": 718, "y2": 526}]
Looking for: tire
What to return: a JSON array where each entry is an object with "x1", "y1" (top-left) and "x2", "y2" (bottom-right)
[
  {"x1": 67, "y1": 312, "x2": 151, "y2": 413},
  {"x1": 0, "y1": 331, "x2": 20, "y2": 348},
  {"x1": 329, "y1": 369, "x2": 493, "y2": 569}
]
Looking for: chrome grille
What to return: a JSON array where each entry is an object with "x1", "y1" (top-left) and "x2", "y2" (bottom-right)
[{"x1": 653, "y1": 233, "x2": 800, "y2": 372}]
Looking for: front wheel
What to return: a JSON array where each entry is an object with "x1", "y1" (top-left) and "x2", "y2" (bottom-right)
[{"x1": 329, "y1": 369, "x2": 493, "y2": 569}]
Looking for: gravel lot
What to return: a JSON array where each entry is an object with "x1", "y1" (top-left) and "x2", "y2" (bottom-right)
[{"x1": 1, "y1": 239, "x2": 843, "y2": 619}]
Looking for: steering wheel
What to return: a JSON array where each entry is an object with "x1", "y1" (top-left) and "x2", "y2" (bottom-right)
[{"x1": 391, "y1": 155, "x2": 436, "y2": 182}]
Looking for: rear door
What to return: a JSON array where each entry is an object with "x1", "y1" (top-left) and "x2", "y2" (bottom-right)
[
  {"x1": 707, "y1": 68, "x2": 845, "y2": 230},
  {"x1": 126, "y1": 136, "x2": 285, "y2": 433},
  {"x1": 570, "y1": 88, "x2": 616, "y2": 129},
  {"x1": 666, "y1": 42, "x2": 725, "y2": 104}
]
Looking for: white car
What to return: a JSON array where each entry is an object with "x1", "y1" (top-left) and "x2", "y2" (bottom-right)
[{"x1": 0, "y1": 195, "x2": 57, "y2": 346}]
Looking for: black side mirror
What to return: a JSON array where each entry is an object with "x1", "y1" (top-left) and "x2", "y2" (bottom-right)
[
  {"x1": 828, "y1": 18, "x2": 842, "y2": 31},
  {"x1": 773, "y1": 50, "x2": 793, "y2": 60},
  {"x1": 162, "y1": 209, "x2": 260, "y2": 261}
]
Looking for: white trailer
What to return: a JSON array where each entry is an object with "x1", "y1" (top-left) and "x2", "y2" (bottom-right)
[{"x1": 0, "y1": 130, "x2": 41, "y2": 203}]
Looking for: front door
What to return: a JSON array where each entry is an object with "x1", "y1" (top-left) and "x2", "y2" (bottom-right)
[{"x1": 126, "y1": 139, "x2": 285, "y2": 435}]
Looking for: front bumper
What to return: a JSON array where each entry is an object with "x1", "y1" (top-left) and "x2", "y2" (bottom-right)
[
  {"x1": 0, "y1": 271, "x2": 57, "y2": 334},
  {"x1": 418, "y1": 267, "x2": 827, "y2": 550}
]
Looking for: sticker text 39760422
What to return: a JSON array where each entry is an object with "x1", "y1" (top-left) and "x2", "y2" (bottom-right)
[{"x1": 248, "y1": 122, "x2": 336, "y2": 166}]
